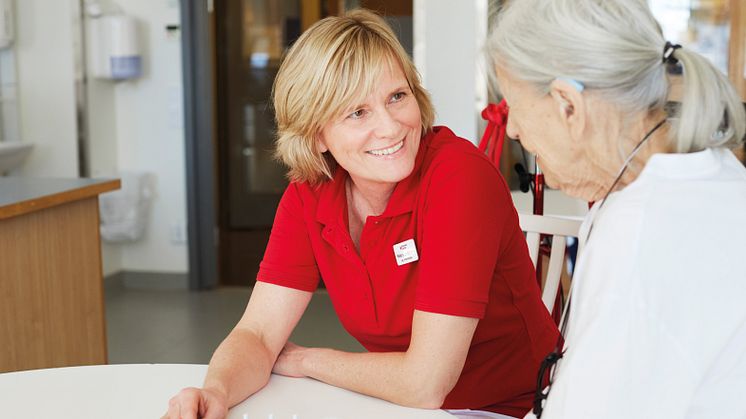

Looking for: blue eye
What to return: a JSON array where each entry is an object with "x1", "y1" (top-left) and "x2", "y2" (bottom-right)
[{"x1": 391, "y1": 92, "x2": 406, "y2": 102}]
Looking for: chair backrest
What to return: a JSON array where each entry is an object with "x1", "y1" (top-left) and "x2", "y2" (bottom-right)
[{"x1": 518, "y1": 212, "x2": 583, "y2": 313}]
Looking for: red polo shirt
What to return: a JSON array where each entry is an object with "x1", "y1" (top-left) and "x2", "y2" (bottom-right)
[{"x1": 258, "y1": 126, "x2": 559, "y2": 416}]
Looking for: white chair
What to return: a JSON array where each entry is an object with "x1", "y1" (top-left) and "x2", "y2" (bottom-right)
[{"x1": 518, "y1": 213, "x2": 583, "y2": 313}]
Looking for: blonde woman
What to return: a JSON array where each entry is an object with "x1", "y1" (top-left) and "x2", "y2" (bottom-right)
[
  {"x1": 486, "y1": 0, "x2": 746, "y2": 418},
  {"x1": 165, "y1": 10, "x2": 558, "y2": 419}
]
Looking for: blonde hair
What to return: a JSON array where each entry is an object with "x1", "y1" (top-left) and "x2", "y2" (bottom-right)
[
  {"x1": 486, "y1": 0, "x2": 745, "y2": 153},
  {"x1": 273, "y1": 9, "x2": 434, "y2": 185}
]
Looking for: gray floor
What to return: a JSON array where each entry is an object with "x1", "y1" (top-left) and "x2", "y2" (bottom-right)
[{"x1": 105, "y1": 286, "x2": 364, "y2": 364}]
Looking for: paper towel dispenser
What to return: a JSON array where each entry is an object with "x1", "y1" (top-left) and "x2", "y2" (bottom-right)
[{"x1": 89, "y1": 14, "x2": 142, "y2": 80}]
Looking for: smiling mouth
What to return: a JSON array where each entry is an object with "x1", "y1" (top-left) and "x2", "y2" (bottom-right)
[{"x1": 367, "y1": 140, "x2": 404, "y2": 156}]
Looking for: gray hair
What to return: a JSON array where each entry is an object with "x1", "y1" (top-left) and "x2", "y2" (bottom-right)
[{"x1": 486, "y1": 0, "x2": 745, "y2": 152}]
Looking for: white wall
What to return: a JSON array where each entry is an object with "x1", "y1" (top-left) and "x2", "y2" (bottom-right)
[
  {"x1": 16, "y1": 0, "x2": 79, "y2": 177},
  {"x1": 413, "y1": 0, "x2": 488, "y2": 143},
  {"x1": 86, "y1": 28, "x2": 121, "y2": 276},
  {"x1": 12, "y1": 0, "x2": 186, "y2": 277},
  {"x1": 0, "y1": 50, "x2": 21, "y2": 144},
  {"x1": 87, "y1": 0, "x2": 187, "y2": 275}
]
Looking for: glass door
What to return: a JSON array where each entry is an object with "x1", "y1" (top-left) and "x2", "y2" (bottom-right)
[
  {"x1": 215, "y1": 0, "x2": 345, "y2": 285},
  {"x1": 215, "y1": 0, "x2": 300, "y2": 285},
  {"x1": 217, "y1": 0, "x2": 299, "y2": 230},
  {"x1": 651, "y1": 0, "x2": 731, "y2": 74},
  {"x1": 650, "y1": 0, "x2": 746, "y2": 162}
]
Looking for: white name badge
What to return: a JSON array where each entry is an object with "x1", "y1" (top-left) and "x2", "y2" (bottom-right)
[{"x1": 393, "y1": 239, "x2": 419, "y2": 266}]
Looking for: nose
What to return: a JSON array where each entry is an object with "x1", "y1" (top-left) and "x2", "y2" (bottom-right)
[{"x1": 373, "y1": 108, "x2": 401, "y2": 139}]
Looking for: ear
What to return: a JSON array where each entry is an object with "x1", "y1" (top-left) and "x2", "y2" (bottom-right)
[
  {"x1": 316, "y1": 134, "x2": 329, "y2": 153},
  {"x1": 549, "y1": 78, "x2": 587, "y2": 142}
]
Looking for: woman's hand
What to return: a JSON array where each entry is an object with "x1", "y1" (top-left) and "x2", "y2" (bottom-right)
[
  {"x1": 162, "y1": 386, "x2": 228, "y2": 419},
  {"x1": 272, "y1": 341, "x2": 309, "y2": 378},
  {"x1": 160, "y1": 283, "x2": 314, "y2": 418}
]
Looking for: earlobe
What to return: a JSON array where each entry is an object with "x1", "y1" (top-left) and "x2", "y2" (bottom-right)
[{"x1": 316, "y1": 136, "x2": 329, "y2": 153}]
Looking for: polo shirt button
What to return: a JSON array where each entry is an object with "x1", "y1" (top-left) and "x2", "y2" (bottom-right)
[{"x1": 374, "y1": 221, "x2": 379, "y2": 225}]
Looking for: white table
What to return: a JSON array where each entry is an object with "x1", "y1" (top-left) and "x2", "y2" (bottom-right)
[{"x1": 0, "y1": 364, "x2": 455, "y2": 419}]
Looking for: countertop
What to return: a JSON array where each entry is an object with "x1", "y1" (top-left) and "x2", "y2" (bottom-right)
[{"x1": 0, "y1": 177, "x2": 120, "y2": 220}]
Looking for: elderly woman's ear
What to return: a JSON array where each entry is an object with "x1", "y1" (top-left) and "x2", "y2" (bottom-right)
[{"x1": 549, "y1": 78, "x2": 587, "y2": 142}]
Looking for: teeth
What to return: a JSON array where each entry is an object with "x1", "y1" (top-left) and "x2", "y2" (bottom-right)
[{"x1": 368, "y1": 140, "x2": 404, "y2": 156}]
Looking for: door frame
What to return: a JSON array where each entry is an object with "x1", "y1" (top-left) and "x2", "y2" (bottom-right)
[{"x1": 181, "y1": 0, "x2": 219, "y2": 289}]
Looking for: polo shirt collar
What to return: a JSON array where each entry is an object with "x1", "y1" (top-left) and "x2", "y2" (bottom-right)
[
  {"x1": 380, "y1": 135, "x2": 428, "y2": 217},
  {"x1": 315, "y1": 165, "x2": 348, "y2": 227},
  {"x1": 315, "y1": 132, "x2": 430, "y2": 225}
]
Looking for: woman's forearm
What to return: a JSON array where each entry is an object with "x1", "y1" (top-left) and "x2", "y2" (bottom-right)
[
  {"x1": 270, "y1": 312, "x2": 476, "y2": 409},
  {"x1": 203, "y1": 327, "x2": 276, "y2": 407},
  {"x1": 299, "y1": 348, "x2": 451, "y2": 409}
]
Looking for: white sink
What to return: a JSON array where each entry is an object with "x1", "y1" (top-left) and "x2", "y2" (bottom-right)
[{"x1": 0, "y1": 142, "x2": 34, "y2": 174}]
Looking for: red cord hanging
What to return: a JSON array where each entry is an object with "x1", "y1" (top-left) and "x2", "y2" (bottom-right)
[{"x1": 478, "y1": 99, "x2": 509, "y2": 166}]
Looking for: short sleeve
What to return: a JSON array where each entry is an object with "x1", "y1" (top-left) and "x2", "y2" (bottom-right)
[
  {"x1": 257, "y1": 183, "x2": 320, "y2": 292},
  {"x1": 414, "y1": 152, "x2": 513, "y2": 318}
]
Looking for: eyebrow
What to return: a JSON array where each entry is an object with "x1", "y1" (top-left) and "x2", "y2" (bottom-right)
[
  {"x1": 343, "y1": 85, "x2": 412, "y2": 115},
  {"x1": 388, "y1": 85, "x2": 411, "y2": 95}
]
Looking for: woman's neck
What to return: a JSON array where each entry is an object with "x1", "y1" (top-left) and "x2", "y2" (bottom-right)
[
  {"x1": 578, "y1": 109, "x2": 672, "y2": 201},
  {"x1": 613, "y1": 110, "x2": 672, "y2": 191},
  {"x1": 346, "y1": 175, "x2": 395, "y2": 217}
]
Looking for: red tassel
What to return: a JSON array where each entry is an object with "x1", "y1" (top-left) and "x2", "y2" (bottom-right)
[{"x1": 478, "y1": 99, "x2": 509, "y2": 166}]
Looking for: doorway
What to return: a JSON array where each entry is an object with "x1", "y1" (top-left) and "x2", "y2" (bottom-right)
[{"x1": 214, "y1": 0, "x2": 344, "y2": 286}]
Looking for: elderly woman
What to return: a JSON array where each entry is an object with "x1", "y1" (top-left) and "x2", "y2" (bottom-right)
[
  {"x1": 486, "y1": 0, "x2": 746, "y2": 418},
  {"x1": 165, "y1": 9, "x2": 558, "y2": 419}
]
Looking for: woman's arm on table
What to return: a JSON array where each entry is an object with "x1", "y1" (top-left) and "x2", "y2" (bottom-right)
[
  {"x1": 273, "y1": 310, "x2": 478, "y2": 409},
  {"x1": 164, "y1": 281, "x2": 312, "y2": 418}
]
